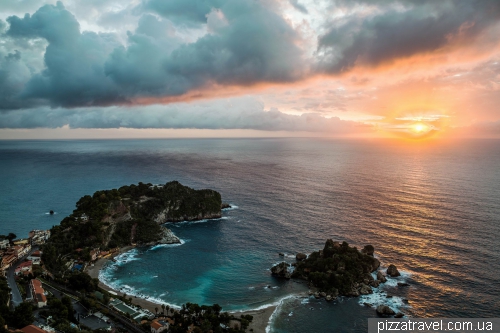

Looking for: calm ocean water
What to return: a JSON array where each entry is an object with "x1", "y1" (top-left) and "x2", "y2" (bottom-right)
[{"x1": 1, "y1": 138, "x2": 499, "y2": 332}]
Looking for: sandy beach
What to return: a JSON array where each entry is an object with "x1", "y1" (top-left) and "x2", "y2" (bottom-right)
[{"x1": 85, "y1": 247, "x2": 277, "y2": 333}]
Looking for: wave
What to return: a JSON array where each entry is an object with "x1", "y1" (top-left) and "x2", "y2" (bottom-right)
[
  {"x1": 147, "y1": 238, "x2": 186, "y2": 251},
  {"x1": 358, "y1": 269, "x2": 412, "y2": 314},
  {"x1": 166, "y1": 216, "x2": 229, "y2": 227},
  {"x1": 98, "y1": 268, "x2": 182, "y2": 310},
  {"x1": 222, "y1": 204, "x2": 239, "y2": 211},
  {"x1": 265, "y1": 294, "x2": 305, "y2": 333}
]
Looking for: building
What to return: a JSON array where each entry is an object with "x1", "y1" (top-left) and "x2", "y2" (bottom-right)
[
  {"x1": 15, "y1": 261, "x2": 32, "y2": 276},
  {"x1": 0, "y1": 239, "x2": 9, "y2": 249},
  {"x1": 29, "y1": 230, "x2": 51, "y2": 246},
  {"x1": 30, "y1": 279, "x2": 47, "y2": 308},
  {"x1": 27, "y1": 250, "x2": 42, "y2": 265},
  {"x1": 150, "y1": 319, "x2": 169, "y2": 333},
  {"x1": 13, "y1": 239, "x2": 30, "y2": 246},
  {"x1": 6, "y1": 244, "x2": 30, "y2": 259},
  {"x1": 20, "y1": 325, "x2": 49, "y2": 333},
  {"x1": 89, "y1": 248, "x2": 100, "y2": 261},
  {"x1": 2, "y1": 253, "x2": 17, "y2": 269}
]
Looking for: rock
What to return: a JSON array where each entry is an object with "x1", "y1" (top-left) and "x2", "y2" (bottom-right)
[
  {"x1": 376, "y1": 305, "x2": 395, "y2": 316},
  {"x1": 323, "y1": 239, "x2": 340, "y2": 257},
  {"x1": 314, "y1": 292, "x2": 320, "y2": 299},
  {"x1": 320, "y1": 292, "x2": 327, "y2": 297},
  {"x1": 363, "y1": 302, "x2": 373, "y2": 307},
  {"x1": 296, "y1": 253, "x2": 307, "y2": 261},
  {"x1": 359, "y1": 284, "x2": 373, "y2": 295},
  {"x1": 157, "y1": 226, "x2": 181, "y2": 244},
  {"x1": 49, "y1": 210, "x2": 54, "y2": 215},
  {"x1": 395, "y1": 312, "x2": 404, "y2": 318},
  {"x1": 221, "y1": 203, "x2": 232, "y2": 209},
  {"x1": 377, "y1": 271, "x2": 387, "y2": 283},
  {"x1": 397, "y1": 282, "x2": 410, "y2": 287},
  {"x1": 402, "y1": 298, "x2": 409, "y2": 304},
  {"x1": 387, "y1": 264, "x2": 401, "y2": 277},
  {"x1": 270, "y1": 262, "x2": 291, "y2": 279},
  {"x1": 279, "y1": 252, "x2": 284, "y2": 256},
  {"x1": 348, "y1": 287, "x2": 360, "y2": 297},
  {"x1": 371, "y1": 258, "x2": 381, "y2": 272},
  {"x1": 386, "y1": 295, "x2": 393, "y2": 298},
  {"x1": 363, "y1": 273, "x2": 375, "y2": 284},
  {"x1": 308, "y1": 290, "x2": 313, "y2": 295},
  {"x1": 362, "y1": 245, "x2": 375, "y2": 256},
  {"x1": 267, "y1": 285, "x2": 271, "y2": 288},
  {"x1": 370, "y1": 280, "x2": 380, "y2": 288},
  {"x1": 326, "y1": 295, "x2": 333, "y2": 301}
]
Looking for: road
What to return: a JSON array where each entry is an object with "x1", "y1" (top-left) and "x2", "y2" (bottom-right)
[{"x1": 6, "y1": 246, "x2": 39, "y2": 308}]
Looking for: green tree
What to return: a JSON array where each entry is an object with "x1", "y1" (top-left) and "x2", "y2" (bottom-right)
[{"x1": 9, "y1": 302, "x2": 34, "y2": 328}]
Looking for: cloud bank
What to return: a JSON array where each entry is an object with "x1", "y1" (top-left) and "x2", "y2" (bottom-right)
[
  {"x1": 0, "y1": 0, "x2": 499, "y2": 135},
  {"x1": 0, "y1": 97, "x2": 369, "y2": 134}
]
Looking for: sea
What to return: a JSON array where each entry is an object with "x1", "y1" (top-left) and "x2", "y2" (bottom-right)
[{"x1": 1, "y1": 138, "x2": 499, "y2": 332}]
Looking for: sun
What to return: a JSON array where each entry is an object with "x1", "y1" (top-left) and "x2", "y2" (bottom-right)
[{"x1": 411, "y1": 123, "x2": 429, "y2": 133}]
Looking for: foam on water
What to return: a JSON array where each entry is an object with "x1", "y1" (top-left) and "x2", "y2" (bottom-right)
[
  {"x1": 147, "y1": 238, "x2": 186, "y2": 251},
  {"x1": 166, "y1": 216, "x2": 229, "y2": 227},
  {"x1": 222, "y1": 204, "x2": 239, "y2": 211},
  {"x1": 357, "y1": 269, "x2": 412, "y2": 314}
]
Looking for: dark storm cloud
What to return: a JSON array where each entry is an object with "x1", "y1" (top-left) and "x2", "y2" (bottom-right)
[
  {"x1": 317, "y1": 0, "x2": 500, "y2": 73},
  {"x1": 4, "y1": 2, "x2": 123, "y2": 109},
  {"x1": 2, "y1": 0, "x2": 304, "y2": 109}
]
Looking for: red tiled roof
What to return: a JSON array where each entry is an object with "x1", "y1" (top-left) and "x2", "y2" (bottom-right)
[
  {"x1": 17, "y1": 261, "x2": 32, "y2": 269},
  {"x1": 151, "y1": 320, "x2": 163, "y2": 329},
  {"x1": 36, "y1": 293, "x2": 47, "y2": 303},
  {"x1": 31, "y1": 279, "x2": 45, "y2": 296},
  {"x1": 20, "y1": 325, "x2": 47, "y2": 333}
]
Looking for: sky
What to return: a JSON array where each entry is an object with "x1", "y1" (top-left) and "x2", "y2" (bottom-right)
[{"x1": 0, "y1": 0, "x2": 499, "y2": 139}]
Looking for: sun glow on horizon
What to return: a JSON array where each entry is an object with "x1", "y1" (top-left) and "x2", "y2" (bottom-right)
[{"x1": 411, "y1": 123, "x2": 430, "y2": 134}]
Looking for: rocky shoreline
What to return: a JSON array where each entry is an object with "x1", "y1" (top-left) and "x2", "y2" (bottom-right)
[
  {"x1": 145, "y1": 225, "x2": 181, "y2": 245},
  {"x1": 270, "y1": 240, "x2": 407, "y2": 318}
]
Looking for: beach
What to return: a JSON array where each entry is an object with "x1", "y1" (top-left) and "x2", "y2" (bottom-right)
[{"x1": 86, "y1": 248, "x2": 277, "y2": 333}]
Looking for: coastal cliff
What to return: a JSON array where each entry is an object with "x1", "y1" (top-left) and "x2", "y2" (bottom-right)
[{"x1": 42, "y1": 181, "x2": 222, "y2": 272}]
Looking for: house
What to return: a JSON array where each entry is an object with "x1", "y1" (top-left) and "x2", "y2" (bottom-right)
[
  {"x1": 20, "y1": 325, "x2": 48, "y2": 333},
  {"x1": 150, "y1": 319, "x2": 169, "y2": 333},
  {"x1": 15, "y1": 261, "x2": 32, "y2": 276},
  {"x1": 13, "y1": 239, "x2": 30, "y2": 246},
  {"x1": 89, "y1": 249, "x2": 100, "y2": 261},
  {"x1": 0, "y1": 239, "x2": 9, "y2": 249},
  {"x1": 97, "y1": 250, "x2": 110, "y2": 259},
  {"x1": 2, "y1": 254, "x2": 17, "y2": 268},
  {"x1": 27, "y1": 251, "x2": 42, "y2": 265},
  {"x1": 7, "y1": 244, "x2": 30, "y2": 259},
  {"x1": 30, "y1": 279, "x2": 47, "y2": 308},
  {"x1": 29, "y1": 230, "x2": 51, "y2": 246}
]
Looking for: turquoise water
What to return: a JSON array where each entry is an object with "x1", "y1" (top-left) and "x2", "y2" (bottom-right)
[{"x1": 1, "y1": 138, "x2": 500, "y2": 332}]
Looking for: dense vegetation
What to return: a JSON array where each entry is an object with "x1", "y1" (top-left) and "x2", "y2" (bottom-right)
[
  {"x1": 0, "y1": 278, "x2": 34, "y2": 330},
  {"x1": 291, "y1": 240, "x2": 380, "y2": 295},
  {"x1": 158, "y1": 302, "x2": 253, "y2": 333},
  {"x1": 42, "y1": 181, "x2": 222, "y2": 274}
]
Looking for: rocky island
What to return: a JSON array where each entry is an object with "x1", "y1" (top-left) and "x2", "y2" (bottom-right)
[
  {"x1": 43, "y1": 181, "x2": 224, "y2": 273},
  {"x1": 271, "y1": 240, "x2": 398, "y2": 300}
]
